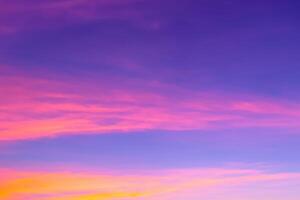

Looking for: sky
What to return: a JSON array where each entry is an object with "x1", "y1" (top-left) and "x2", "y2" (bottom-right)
[{"x1": 0, "y1": 0, "x2": 300, "y2": 199}]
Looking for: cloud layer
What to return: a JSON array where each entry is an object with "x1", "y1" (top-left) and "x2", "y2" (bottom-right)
[
  {"x1": 1, "y1": 66, "x2": 300, "y2": 140},
  {"x1": 1, "y1": 166, "x2": 300, "y2": 200}
]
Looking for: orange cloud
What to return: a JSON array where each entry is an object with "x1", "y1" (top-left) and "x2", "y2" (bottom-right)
[{"x1": 0, "y1": 167, "x2": 300, "y2": 200}]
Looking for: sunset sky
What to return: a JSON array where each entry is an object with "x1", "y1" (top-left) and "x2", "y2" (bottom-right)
[{"x1": 0, "y1": 0, "x2": 300, "y2": 199}]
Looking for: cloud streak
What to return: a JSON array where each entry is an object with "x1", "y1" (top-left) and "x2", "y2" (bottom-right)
[
  {"x1": 0, "y1": 0, "x2": 161, "y2": 34},
  {"x1": 0, "y1": 166, "x2": 300, "y2": 200},
  {"x1": 1, "y1": 66, "x2": 300, "y2": 140}
]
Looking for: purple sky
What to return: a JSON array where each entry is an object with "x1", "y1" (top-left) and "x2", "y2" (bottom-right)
[{"x1": 0, "y1": 0, "x2": 300, "y2": 199}]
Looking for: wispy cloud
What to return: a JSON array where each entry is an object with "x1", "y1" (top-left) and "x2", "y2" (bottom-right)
[
  {"x1": 1, "y1": 66, "x2": 300, "y2": 140},
  {"x1": 0, "y1": 166, "x2": 299, "y2": 200},
  {"x1": 0, "y1": 0, "x2": 162, "y2": 34}
]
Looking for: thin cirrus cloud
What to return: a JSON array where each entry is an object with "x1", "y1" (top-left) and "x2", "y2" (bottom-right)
[
  {"x1": 1, "y1": 66, "x2": 300, "y2": 141},
  {"x1": 0, "y1": 0, "x2": 158, "y2": 34},
  {"x1": 0, "y1": 166, "x2": 300, "y2": 200}
]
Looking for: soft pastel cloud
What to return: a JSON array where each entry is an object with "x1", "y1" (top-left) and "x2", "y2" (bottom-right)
[
  {"x1": 1, "y1": 66, "x2": 300, "y2": 140},
  {"x1": 0, "y1": 166, "x2": 300, "y2": 200}
]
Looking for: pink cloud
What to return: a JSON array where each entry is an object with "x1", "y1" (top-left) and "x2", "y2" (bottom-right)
[{"x1": 1, "y1": 66, "x2": 300, "y2": 140}]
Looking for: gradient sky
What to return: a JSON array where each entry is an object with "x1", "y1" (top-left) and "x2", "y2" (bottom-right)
[{"x1": 1, "y1": 0, "x2": 300, "y2": 199}]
